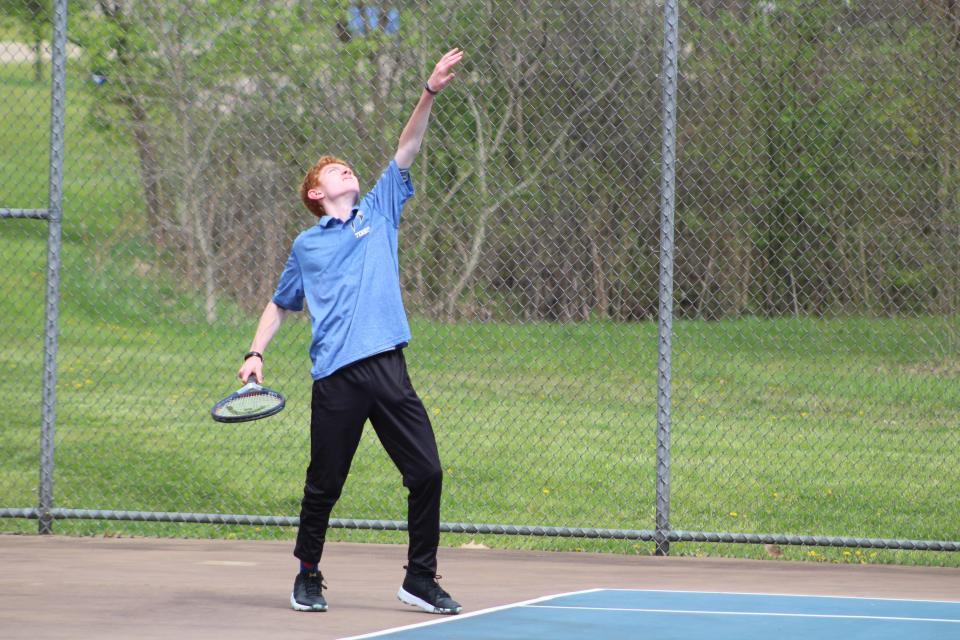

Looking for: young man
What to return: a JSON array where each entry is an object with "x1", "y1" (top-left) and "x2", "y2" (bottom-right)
[{"x1": 237, "y1": 48, "x2": 464, "y2": 615}]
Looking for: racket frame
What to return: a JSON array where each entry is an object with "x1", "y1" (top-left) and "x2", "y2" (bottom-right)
[{"x1": 210, "y1": 379, "x2": 286, "y2": 423}]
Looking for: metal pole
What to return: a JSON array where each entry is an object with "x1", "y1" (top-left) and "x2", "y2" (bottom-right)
[
  {"x1": 655, "y1": 0, "x2": 680, "y2": 557},
  {"x1": 0, "y1": 208, "x2": 50, "y2": 219},
  {"x1": 39, "y1": 0, "x2": 69, "y2": 535}
]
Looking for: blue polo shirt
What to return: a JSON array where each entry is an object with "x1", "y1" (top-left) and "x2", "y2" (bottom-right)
[{"x1": 272, "y1": 160, "x2": 414, "y2": 379}]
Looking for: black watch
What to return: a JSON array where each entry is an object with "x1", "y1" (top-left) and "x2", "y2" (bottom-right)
[{"x1": 244, "y1": 351, "x2": 263, "y2": 362}]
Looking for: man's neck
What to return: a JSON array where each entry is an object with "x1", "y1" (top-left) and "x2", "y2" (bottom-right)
[{"x1": 323, "y1": 197, "x2": 355, "y2": 222}]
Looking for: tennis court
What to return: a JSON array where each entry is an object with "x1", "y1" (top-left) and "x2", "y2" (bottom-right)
[
  {"x1": 2, "y1": 535, "x2": 958, "y2": 640},
  {"x1": 346, "y1": 589, "x2": 960, "y2": 639},
  {"x1": 5, "y1": 3, "x2": 960, "y2": 640}
]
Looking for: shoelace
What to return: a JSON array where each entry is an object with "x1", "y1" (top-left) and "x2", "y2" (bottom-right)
[
  {"x1": 403, "y1": 566, "x2": 451, "y2": 600},
  {"x1": 303, "y1": 572, "x2": 326, "y2": 597},
  {"x1": 424, "y1": 574, "x2": 451, "y2": 600}
]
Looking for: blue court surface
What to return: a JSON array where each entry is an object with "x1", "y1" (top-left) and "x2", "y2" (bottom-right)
[{"x1": 343, "y1": 589, "x2": 960, "y2": 640}]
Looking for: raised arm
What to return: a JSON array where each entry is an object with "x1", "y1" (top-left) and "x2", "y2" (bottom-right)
[{"x1": 394, "y1": 48, "x2": 464, "y2": 170}]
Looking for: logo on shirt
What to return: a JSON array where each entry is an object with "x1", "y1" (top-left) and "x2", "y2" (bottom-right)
[{"x1": 352, "y1": 210, "x2": 369, "y2": 239}]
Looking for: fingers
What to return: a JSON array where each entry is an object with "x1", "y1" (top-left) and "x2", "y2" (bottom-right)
[
  {"x1": 237, "y1": 362, "x2": 263, "y2": 384},
  {"x1": 437, "y1": 48, "x2": 464, "y2": 72},
  {"x1": 447, "y1": 49, "x2": 464, "y2": 66},
  {"x1": 429, "y1": 49, "x2": 463, "y2": 92}
]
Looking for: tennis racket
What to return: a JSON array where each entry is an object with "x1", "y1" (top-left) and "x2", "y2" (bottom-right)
[{"x1": 211, "y1": 376, "x2": 286, "y2": 423}]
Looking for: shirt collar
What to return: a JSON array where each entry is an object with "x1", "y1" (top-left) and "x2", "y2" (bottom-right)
[{"x1": 318, "y1": 207, "x2": 362, "y2": 228}]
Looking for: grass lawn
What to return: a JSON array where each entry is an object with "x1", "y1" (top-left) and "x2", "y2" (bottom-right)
[
  {"x1": 2, "y1": 58, "x2": 959, "y2": 567},
  {"x1": 0, "y1": 17, "x2": 26, "y2": 41}
]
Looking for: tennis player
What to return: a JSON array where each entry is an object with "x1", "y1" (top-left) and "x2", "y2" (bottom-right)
[{"x1": 237, "y1": 48, "x2": 464, "y2": 615}]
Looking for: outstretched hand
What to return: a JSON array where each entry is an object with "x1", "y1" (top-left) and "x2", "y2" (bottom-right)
[{"x1": 426, "y1": 48, "x2": 464, "y2": 93}]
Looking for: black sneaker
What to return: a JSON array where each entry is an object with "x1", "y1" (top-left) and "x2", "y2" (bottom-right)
[
  {"x1": 397, "y1": 572, "x2": 462, "y2": 615},
  {"x1": 291, "y1": 571, "x2": 328, "y2": 612}
]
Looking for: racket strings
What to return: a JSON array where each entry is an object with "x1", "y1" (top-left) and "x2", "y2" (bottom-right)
[{"x1": 216, "y1": 390, "x2": 282, "y2": 416}]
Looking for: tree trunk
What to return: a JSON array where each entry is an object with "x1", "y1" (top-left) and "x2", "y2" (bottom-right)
[
  {"x1": 32, "y1": 38, "x2": 43, "y2": 83},
  {"x1": 119, "y1": 95, "x2": 166, "y2": 244}
]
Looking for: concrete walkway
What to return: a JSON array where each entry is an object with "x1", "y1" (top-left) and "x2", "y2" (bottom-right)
[{"x1": 0, "y1": 41, "x2": 82, "y2": 64}]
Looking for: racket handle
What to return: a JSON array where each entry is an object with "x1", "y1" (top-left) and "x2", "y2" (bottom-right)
[{"x1": 247, "y1": 374, "x2": 258, "y2": 384}]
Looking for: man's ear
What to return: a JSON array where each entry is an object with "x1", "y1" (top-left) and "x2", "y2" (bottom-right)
[{"x1": 307, "y1": 188, "x2": 323, "y2": 201}]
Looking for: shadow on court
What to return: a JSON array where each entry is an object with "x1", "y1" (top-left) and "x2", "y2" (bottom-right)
[{"x1": 1, "y1": 534, "x2": 958, "y2": 640}]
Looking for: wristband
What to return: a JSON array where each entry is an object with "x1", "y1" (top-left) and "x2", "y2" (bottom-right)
[
  {"x1": 424, "y1": 82, "x2": 438, "y2": 96},
  {"x1": 244, "y1": 351, "x2": 263, "y2": 362}
]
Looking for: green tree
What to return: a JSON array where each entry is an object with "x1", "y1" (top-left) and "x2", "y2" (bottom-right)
[
  {"x1": 72, "y1": 0, "x2": 427, "y2": 320},
  {"x1": 1, "y1": 0, "x2": 50, "y2": 81}
]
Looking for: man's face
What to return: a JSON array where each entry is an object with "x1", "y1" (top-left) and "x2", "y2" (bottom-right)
[{"x1": 308, "y1": 163, "x2": 360, "y2": 207}]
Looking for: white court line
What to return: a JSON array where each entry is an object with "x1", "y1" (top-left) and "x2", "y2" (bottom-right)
[
  {"x1": 599, "y1": 588, "x2": 960, "y2": 605},
  {"x1": 339, "y1": 588, "x2": 605, "y2": 640},
  {"x1": 526, "y1": 604, "x2": 960, "y2": 624},
  {"x1": 342, "y1": 588, "x2": 960, "y2": 639}
]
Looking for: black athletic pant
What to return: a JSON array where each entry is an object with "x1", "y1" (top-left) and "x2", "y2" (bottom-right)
[{"x1": 293, "y1": 349, "x2": 442, "y2": 576}]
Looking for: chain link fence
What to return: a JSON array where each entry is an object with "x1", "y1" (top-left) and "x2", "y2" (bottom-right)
[{"x1": 1, "y1": 0, "x2": 958, "y2": 558}]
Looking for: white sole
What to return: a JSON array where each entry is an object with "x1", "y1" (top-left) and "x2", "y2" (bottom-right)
[
  {"x1": 290, "y1": 592, "x2": 327, "y2": 612},
  {"x1": 397, "y1": 587, "x2": 461, "y2": 615}
]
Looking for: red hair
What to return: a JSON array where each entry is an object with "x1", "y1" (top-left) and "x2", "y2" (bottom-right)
[{"x1": 299, "y1": 155, "x2": 354, "y2": 218}]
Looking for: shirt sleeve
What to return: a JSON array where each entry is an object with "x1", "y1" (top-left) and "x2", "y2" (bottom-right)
[
  {"x1": 271, "y1": 247, "x2": 305, "y2": 311},
  {"x1": 361, "y1": 159, "x2": 415, "y2": 228}
]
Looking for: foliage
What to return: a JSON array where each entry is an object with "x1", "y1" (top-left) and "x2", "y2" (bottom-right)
[
  {"x1": 0, "y1": 0, "x2": 50, "y2": 80},
  {"x1": 679, "y1": 0, "x2": 959, "y2": 319},
  {"x1": 13, "y1": 0, "x2": 960, "y2": 323}
]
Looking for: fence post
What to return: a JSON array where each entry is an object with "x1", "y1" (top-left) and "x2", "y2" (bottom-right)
[
  {"x1": 38, "y1": 0, "x2": 69, "y2": 535},
  {"x1": 655, "y1": 0, "x2": 679, "y2": 557}
]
